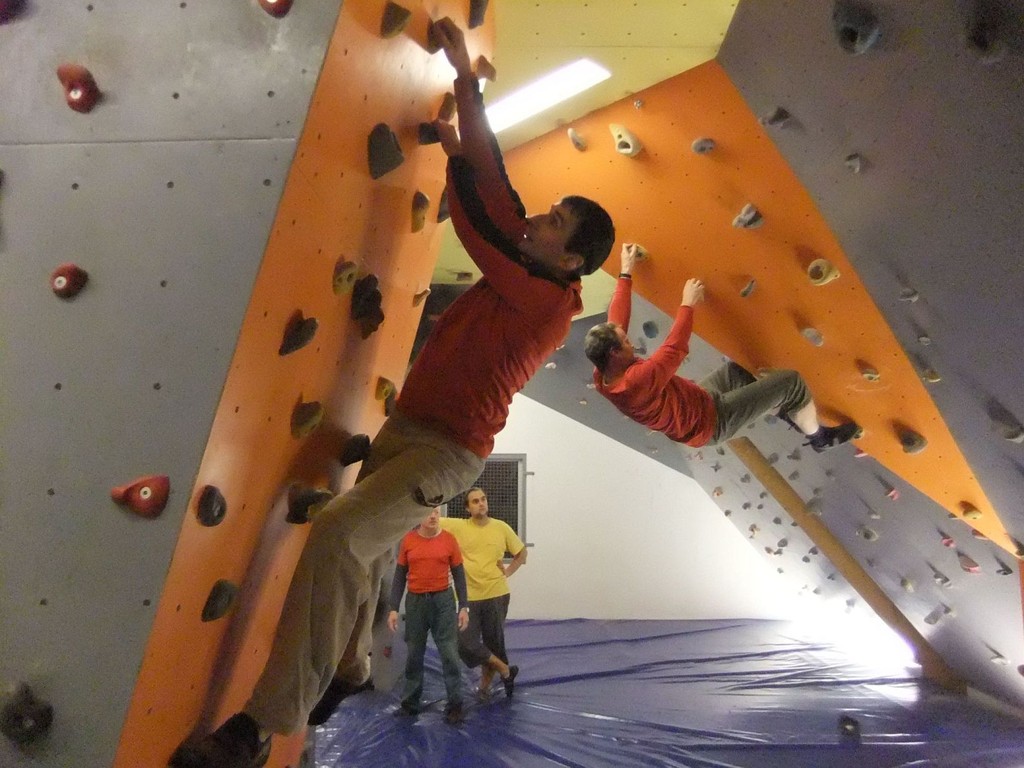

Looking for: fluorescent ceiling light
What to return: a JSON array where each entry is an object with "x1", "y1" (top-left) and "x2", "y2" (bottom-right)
[{"x1": 484, "y1": 59, "x2": 611, "y2": 134}]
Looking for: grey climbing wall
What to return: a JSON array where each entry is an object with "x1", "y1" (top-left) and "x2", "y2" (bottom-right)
[{"x1": 0, "y1": 1, "x2": 342, "y2": 766}]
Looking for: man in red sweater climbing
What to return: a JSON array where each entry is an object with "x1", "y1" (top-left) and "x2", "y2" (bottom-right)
[
  {"x1": 584, "y1": 244, "x2": 860, "y2": 452},
  {"x1": 170, "y1": 16, "x2": 614, "y2": 768}
]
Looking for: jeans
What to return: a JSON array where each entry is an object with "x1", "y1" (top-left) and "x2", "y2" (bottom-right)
[
  {"x1": 401, "y1": 589, "x2": 463, "y2": 710},
  {"x1": 245, "y1": 411, "x2": 484, "y2": 734}
]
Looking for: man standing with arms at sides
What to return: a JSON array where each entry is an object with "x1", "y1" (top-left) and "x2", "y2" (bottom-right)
[
  {"x1": 387, "y1": 508, "x2": 469, "y2": 724},
  {"x1": 584, "y1": 244, "x2": 860, "y2": 452},
  {"x1": 441, "y1": 488, "x2": 525, "y2": 698},
  {"x1": 169, "y1": 16, "x2": 614, "y2": 768}
]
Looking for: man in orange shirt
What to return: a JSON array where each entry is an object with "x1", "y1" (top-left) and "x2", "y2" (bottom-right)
[
  {"x1": 387, "y1": 508, "x2": 469, "y2": 724},
  {"x1": 585, "y1": 244, "x2": 860, "y2": 452}
]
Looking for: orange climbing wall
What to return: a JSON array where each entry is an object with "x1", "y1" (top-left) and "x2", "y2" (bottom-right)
[
  {"x1": 113, "y1": 3, "x2": 494, "y2": 767},
  {"x1": 504, "y1": 61, "x2": 1013, "y2": 554}
]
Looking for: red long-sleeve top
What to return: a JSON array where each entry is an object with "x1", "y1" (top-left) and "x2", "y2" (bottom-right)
[
  {"x1": 397, "y1": 74, "x2": 582, "y2": 457},
  {"x1": 593, "y1": 277, "x2": 717, "y2": 446}
]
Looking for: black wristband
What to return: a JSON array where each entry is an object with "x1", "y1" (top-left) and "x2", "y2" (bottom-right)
[{"x1": 619, "y1": 272, "x2": 632, "y2": 279}]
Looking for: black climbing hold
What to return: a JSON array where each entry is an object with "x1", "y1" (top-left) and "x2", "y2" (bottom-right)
[
  {"x1": 287, "y1": 485, "x2": 334, "y2": 525},
  {"x1": 380, "y1": 1, "x2": 411, "y2": 38},
  {"x1": 832, "y1": 0, "x2": 881, "y2": 55},
  {"x1": 641, "y1": 320, "x2": 658, "y2": 339},
  {"x1": 425, "y1": 19, "x2": 443, "y2": 53},
  {"x1": 367, "y1": 123, "x2": 404, "y2": 180},
  {"x1": 201, "y1": 580, "x2": 238, "y2": 622},
  {"x1": 468, "y1": 0, "x2": 488, "y2": 28},
  {"x1": 351, "y1": 275, "x2": 385, "y2": 338},
  {"x1": 196, "y1": 485, "x2": 227, "y2": 527},
  {"x1": 436, "y1": 186, "x2": 450, "y2": 223},
  {"x1": 1, "y1": 684, "x2": 53, "y2": 747},
  {"x1": 418, "y1": 121, "x2": 440, "y2": 145},
  {"x1": 279, "y1": 310, "x2": 319, "y2": 356},
  {"x1": 340, "y1": 433, "x2": 371, "y2": 467}
]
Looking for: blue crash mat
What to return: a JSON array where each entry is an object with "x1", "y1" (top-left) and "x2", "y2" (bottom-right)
[{"x1": 314, "y1": 619, "x2": 1024, "y2": 768}]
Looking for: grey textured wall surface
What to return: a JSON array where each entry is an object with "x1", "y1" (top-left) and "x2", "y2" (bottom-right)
[{"x1": 0, "y1": 1, "x2": 341, "y2": 765}]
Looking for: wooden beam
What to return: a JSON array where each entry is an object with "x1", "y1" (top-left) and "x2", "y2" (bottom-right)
[{"x1": 728, "y1": 436, "x2": 967, "y2": 694}]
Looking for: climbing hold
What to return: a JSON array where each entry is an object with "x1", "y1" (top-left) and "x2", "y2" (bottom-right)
[
  {"x1": 712, "y1": 486, "x2": 724, "y2": 497},
  {"x1": 286, "y1": 484, "x2": 334, "y2": 524},
  {"x1": 1013, "y1": 538, "x2": 1024, "y2": 559},
  {"x1": 567, "y1": 127, "x2": 587, "y2": 151},
  {"x1": 332, "y1": 259, "x2": 358, "y2": 295},
  {"x1": 957, "y1": 551, "x2": 980, "y2": 574},
  {"x1": 201, "y1": 579, "x2": 239, "y2": 622},
  {"x1": 411, "y1": 190, "x2": 430, "y2": 233},
  {"x1": 832, "y1": 0, "x2": 881, "y2": 54},
  {"x1": 939, "y1": 530, "x2": 955, "y2": 547},
  {"x1": 959, "y1": 502, "x2": 982, "y2": 520},
  {"x1": 278, "y1": 310, "x2": 319, "y2": 356},
  {"x1": 413, "y1": 288, "x2": 431, "y2": 306},
  {"x1": 844, "y1": 153, "x2": 864, "y2": 173},
  {"x1": 929, "y1": 563, "x2": 951, "y2": 587},
  {"x1": 898, "y1": 427, "x2": 927, "y2": 454},
  {"x1": 375, "y1": 376, "x2": 396, "y2": 402},
  {"x1": 923, "y1": 603, "x2": 954, "y2": 625},
  {"x1": 854, "y1": 448, "x2": 869, "y2": 458},
  {"x1": 995, "y1": 557, "x2": 1013, "y2": 576},
  {"x1": 711, "y1": 462, "x2": 722, "y2": 472},
  {"x1": 740, "y1": 473, "x2": 752, "y2": 484},
  {"x1": 258, "y1": 0, "x2": 292, "y2": 18},
  {"x1": 967, "y1": 2, "x2": 1008, "y2": 65},
  {"x1": 787, "y1": 448, "x2": 801, "y2": 461},
  {"x1": 57, "y1": 63, "x2": 101, "y2": 113},
  {"x1": 838, "y1": 715, "x2": 860, "y2": 740},
  {"x1": 436, "y1": 186, "x2": 450, "y2": 223},
  {"x1": 111, "y1": 474, "x2": 170, "y2": 519},
  {"x1": 881, "y1": 480, "x2": 899, "y2": 500},
  {"x1": 766, "y1": 452, "x2": 779, "y2": 464},
  {"x1": 747, "y1": 523, "x2": 759, "y2": 537},
  {"x1": 351, "y1": 274, "x2": 385, "y2": 338},
  {"x1": 807, "y1": 258, "x2": 840, "y2": 285},
  {"x1": 641, "y1": 320, "x2": 658, "y2": 339},
  {"x1": 290, "y1": 400, "x2": 324, "y2": 439},
  {"x1": 900, "y1": 576, "x2": 914, "y2": 592},
  {"x1": 417, "y1": 121, "x2": 440, "y2": 145},
  {"x1": 0, "y1": 0, "x2": 26, "y2": 23},
  {"x1": 425, "y1": 19, "x2": 444, "y2": 53},
  {"x1": 196, "y1": 485, "x2": 227, "y2": 527},
  {"x1": 857, "y1": 526, "x2": 878, "y2": 542},
  {"x1": 990, "y1": 650, "x2": 1010, "y2": 666},
  {"x1": 50, "y1": 263, "x2": 89, "y2": 299},
  {"x1": 723, "y1": 509, "x2": 732, "y2": 517},
  {"x1": 917, "y1": 334, "x2": 932, "y2": 346},
  {"x1": 857, "y1": 361, "x2": 880, "y2": 381},
  {"x1": 691, "y1": 137, "x2": 715, "y2": 154},
  {"x1": 921, "y1": 368, "x2": 942, "y2": 384},
  {"x1": 899, "y1": 287, "x2": 919, "y2": 302},
  {"x1": 1, "y1": 684, "x2": 53, "y2": 746},
  {"x1": 468, "y1": 0, "x2": 488, "y2": 28},
  {"x1": 437, "y1": 92, "x2": 456, "y2": 122},
  {"x1": 339, "y1": 433, "x2": 371, "y2": 467},
  {"x1": 380, "y1": 1, "x2": 411, "y2": 38},
  {"x1": 732, "y1": 203, "x2": 763, "y2": 229},
  {"x1": 367, "y1": 123, "x2": 404, "y2": 179},
  {"x1": 609, "y1": 124, "x2": 642, "y2": 157},
  {"x1": 777, "y1": 538, "x2": 788, "y2": 548},
  {"x1": 800, "y1": 327, "x2": 824, "y2": 347},
  {"x1": 759, "y1": 106, "x2": 791, "y2": 128},
  {"x1": 544, "y1": 362, "x2": 557, "y2": 370},
  {"x1": 788, "y1": 470, "x2": 799, "y2": 481},
  {"x1": 475, "y1": 55, "x2": 496, "y2": 82}
]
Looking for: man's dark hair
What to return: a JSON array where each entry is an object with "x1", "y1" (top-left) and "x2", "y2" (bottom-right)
[
  {"x1": 562, "y1": 195, "x2": 615, "y2": 276},
  {"x1": 464, "y1": 487, "x2": 485, "y2": 508},
  {"x1": 584, "y1": 322, "x2": 622, "y2": 373}
]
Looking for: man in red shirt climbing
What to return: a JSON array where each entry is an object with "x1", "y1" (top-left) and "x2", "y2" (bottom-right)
[
  {"x1": 585, "y1": 244, "x2": 860, "y2": 452},
  {"x1": 170, "y1": 15, "x2": 615, "y2": 768}
]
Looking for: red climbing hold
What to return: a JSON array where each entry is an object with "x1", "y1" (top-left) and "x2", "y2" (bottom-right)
[
  {"x1": 56, "y1": 63, "x2": 101, "y2": 113},
  {"x1": 51, "y1": 263, "x2": 89, "y2": 298},
  {"x1": 111, "y1": 474, "x2": 170, "y2": 518},
  {"x1": 258, "y1": 0, "x2": 292, "y2": 17}
]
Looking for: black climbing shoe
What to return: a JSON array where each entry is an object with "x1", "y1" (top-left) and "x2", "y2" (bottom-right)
[
  {"x1": 443, "y1": 702, "x2": 463, "y2": 725},
  {"x1": 307, "y1": 677, "x2": 374, "y2": 726},
  {"x1": 393, "y1": 701, "x2": 418, "y2": 717},
  {"x1": 503, "y1": 665, "x2": 518, "y2": 699},
  {"x1": 807, "y1": 422, "x2": 862, "y2": 453},
  {"x1": 168, "y1": 713, "x2": 270, "y2": 768}
]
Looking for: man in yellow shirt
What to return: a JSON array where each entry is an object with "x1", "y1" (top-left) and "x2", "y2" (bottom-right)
[{"x1": 441, "y1": 487, "x2": 526, "y2": 697}]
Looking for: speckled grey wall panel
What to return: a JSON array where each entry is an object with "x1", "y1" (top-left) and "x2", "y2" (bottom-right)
[
  {"x1": 0, "y1": 1, "x2": 341, "y2": 765},
  {"x1": 717, "y1": 0, "x2": 1024, "y2": 708}
]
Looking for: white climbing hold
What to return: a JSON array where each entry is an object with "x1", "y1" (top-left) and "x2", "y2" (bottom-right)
[
  {"x1": 609, "y1": 124, "x2": 642, "y2": 157},
  {"x1": 691, "y1": 137, "x2": 715, "y2": 154},
  {"x1": 807, "y1": 258, "x2": 840, "y2": 285},
  {"x1": 732, "y1": 203, "x2": 763, "y2": 229},
  {"x1": 801, "y1": 327, "x2": 825, "y2": 347}
]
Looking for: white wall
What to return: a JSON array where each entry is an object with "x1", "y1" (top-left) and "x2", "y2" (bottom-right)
[{"x1": 495, "y1": 394, "x2": 802, "y2": 621}]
